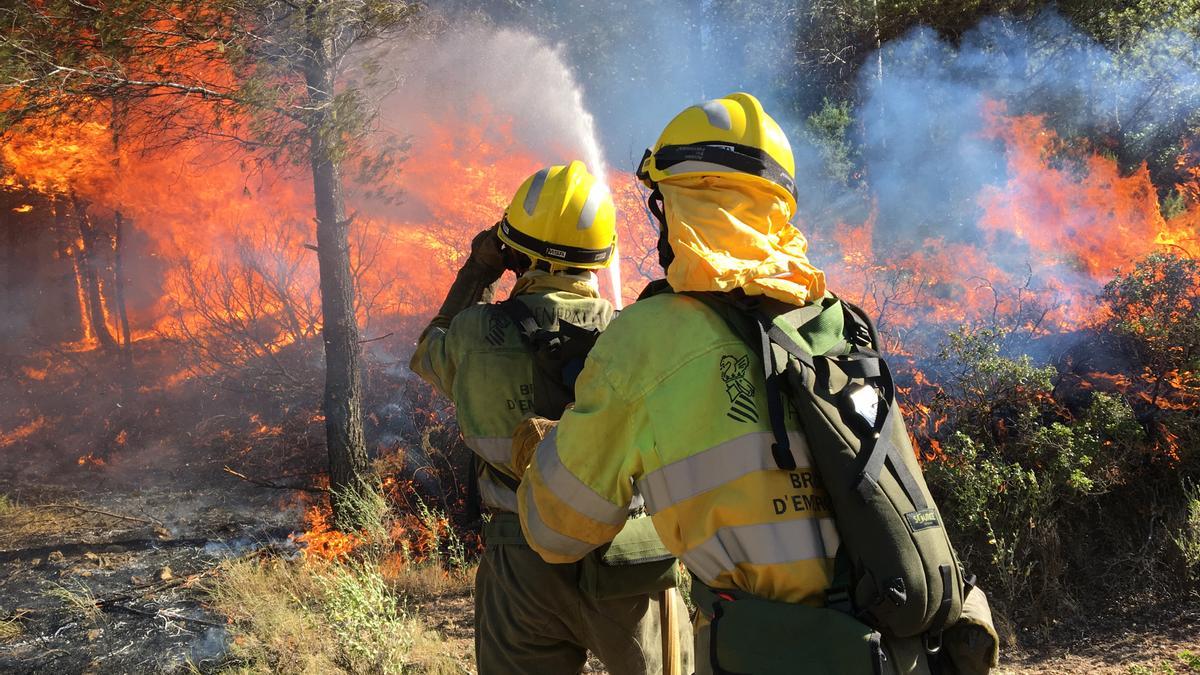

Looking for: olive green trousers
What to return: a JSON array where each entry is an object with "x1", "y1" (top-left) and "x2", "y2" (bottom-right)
[{"x1": 475, "y1": 515, "x2": 692, "y2": 675}]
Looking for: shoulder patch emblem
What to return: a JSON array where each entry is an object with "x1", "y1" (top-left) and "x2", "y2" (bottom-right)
[
  {"x1": 720, "y1": 354, "x2": 758, "y2": 423},
  {"x1": 485, "y1": 309, "x2": 507, "y2": 347}
]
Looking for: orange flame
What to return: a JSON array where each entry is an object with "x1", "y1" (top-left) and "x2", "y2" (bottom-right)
[{"x1": 294, "y1": 504, "x2": 363, "y2": 561}]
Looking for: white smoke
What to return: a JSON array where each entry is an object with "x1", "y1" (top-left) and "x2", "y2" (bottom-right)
[{"x1": 370, "y1": 24, "x2": 623, "y2": 304}]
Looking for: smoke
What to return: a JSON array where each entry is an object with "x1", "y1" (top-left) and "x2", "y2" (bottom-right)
[
  {"x1": 427, "y1": 0, "x2": 806, "y2": 172},
  {"x1": 373, "y1": 25, "x2": 607, "y2": 182},
  {"x1": 853, "y1": 11, "x2": 1200, "y2": 249}
]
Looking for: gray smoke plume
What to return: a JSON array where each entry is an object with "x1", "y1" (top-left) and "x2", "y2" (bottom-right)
[{"x1": 855, "y1": 11, "x2": 1200, "y2": 250}]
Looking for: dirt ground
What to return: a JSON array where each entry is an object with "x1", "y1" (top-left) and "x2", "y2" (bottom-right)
[
  {"x1": 0, "y1": 436, "x2": 306, "y2": 674},
  {"x1": 998, "y1": 600, "x2": 1200, "y2": 674},
  {"x1": 1, "y1": 461, "x2": 1197, "y2": 674}
]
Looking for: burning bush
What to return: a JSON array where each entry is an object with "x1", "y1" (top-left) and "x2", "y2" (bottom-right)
[
  {"x1": 1100, "y1": 252, "x2": 1200, "y2": 452},
  {"x1": 921, "y1": 253, "x2": 1200, "y2": 631}
]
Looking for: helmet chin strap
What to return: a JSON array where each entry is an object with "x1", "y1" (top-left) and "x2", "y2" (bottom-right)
[{"x1": 647, "y1": 186, "x2": 675, "y2": 272}]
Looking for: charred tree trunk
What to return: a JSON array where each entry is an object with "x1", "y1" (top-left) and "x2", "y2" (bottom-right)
[
  {"x1": 52, "y1": 199, "x2": 86, "y2": 342},
  {"x1": 110, "y1": 110, "x2": 135, "y2": 371},
  {"x1": 70, "y1": 194, "x2": 118, "y2": 351},
  {"x1": 112, "y1": 211, "x2": 135, "y2": 375},
  {"x1": 304, "y1": 5, "x2": 372, "y2": 530}
]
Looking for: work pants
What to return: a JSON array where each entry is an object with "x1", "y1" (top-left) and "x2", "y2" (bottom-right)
[{"x1": 475, "y1": 513, "x2": 692, "y2": 675}]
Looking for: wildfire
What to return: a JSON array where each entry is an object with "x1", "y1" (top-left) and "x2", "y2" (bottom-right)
[
  {"x1": 824, "y1": 99, "x2": 1200, "y2": 343},
  {"x1": 77, "y1": 452, "x2": 107, "y2": 467},
  {"x1": 1, "y1": 417, "x2": 48, "y2": 449},
  {"x1": 294, "y1": 504, "x2": 363, "y2": 561}
]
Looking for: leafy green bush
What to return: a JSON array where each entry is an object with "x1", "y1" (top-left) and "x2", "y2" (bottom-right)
[
  {"x1": 1174, "y1": 482, "x2": 1200, "y2": 582},
  {"x1": 924, "y1": 328, "x2": 1144, "y2": 623}
]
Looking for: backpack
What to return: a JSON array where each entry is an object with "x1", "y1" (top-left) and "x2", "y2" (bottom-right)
[
  {"x1": 685, "y1": 290, "x2": 967, "y2": 644},
  {"x1": 495, "y1": 298, "x2": 602, "y2": 419}
]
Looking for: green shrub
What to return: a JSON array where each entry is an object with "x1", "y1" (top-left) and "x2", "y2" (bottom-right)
[
  {"x1": 924, "y1": 327, "x2": 1144, "y2": 623},
  {"x1": 1174, "y1": 483, "x2": 1200, "y2": 582}
]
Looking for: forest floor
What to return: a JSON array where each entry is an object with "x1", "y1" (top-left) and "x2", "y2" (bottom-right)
[
  {"x1": 1, "y1": 461, "x2": 1196, "y2": 674},
  {"x1": 0, "y1": 339, "x2": 1196, "y2": 673}
]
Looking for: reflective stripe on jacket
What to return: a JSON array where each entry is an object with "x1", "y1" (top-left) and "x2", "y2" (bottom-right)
[
  {"x1": 518, "y1": 291, "x2": 839, "y2": 605},
  {"x1": 411, "y1": 271, "x2": 613, "y2": 513}
]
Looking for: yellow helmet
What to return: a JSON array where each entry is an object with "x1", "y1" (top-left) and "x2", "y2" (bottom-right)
[
  {"x1": 499, "y1": 160, "x2": 616, "y2": 269},
  {"x1": 637, "y1": 92, "x2": 797, "y2": 210}
]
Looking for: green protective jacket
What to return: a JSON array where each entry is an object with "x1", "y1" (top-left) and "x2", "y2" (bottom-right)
[
  {"x1": 517, "y1": 290, "x2": 840, "y2": 605},
  {"x1": 411, "y1": 271, "x2": 613, "y2": 513}
]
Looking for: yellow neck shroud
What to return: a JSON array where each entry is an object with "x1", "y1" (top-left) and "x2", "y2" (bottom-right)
[{"x1": 661, "y1": 176, "x2": 826, "y2": 305}]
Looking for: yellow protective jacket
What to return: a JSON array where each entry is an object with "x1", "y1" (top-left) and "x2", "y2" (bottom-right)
[
  {"x1": 412, "y1": 271, "x2": 613, "y2": 513},
  {"x1": 518, "y1": 291, "x2": 839, "y2": 605}
]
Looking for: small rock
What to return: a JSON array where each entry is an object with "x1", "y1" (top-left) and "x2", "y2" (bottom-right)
[
  {"x1": 47, "y1": 551, "x2": 64, "y2": 563},
  {"x1": 159, "y1": 566, "x2": 174, "y2": 581}
]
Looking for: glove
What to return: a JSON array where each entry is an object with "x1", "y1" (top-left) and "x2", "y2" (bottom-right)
[
  {"x1": 511, "y1": 416, "x2": 558, "y2": 479},
  {"x1": 466, "y1": 225, "x2": 508, "y2": 277},
  {"x1": 421, "y1": 225, "x2": 509, "y2": 335}
]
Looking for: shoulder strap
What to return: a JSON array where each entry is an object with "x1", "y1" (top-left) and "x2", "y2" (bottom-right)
[
  {"x1": 496, "y1": 298, "x2": 541, "y2": 344},
  {"x1": 636, "y1": 278, "x2": 674, "y2": 301},
  {"x1": 839, "y1": 297, "x2": 880, "y2": 351}
]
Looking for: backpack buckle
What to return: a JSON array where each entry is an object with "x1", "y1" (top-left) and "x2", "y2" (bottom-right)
[{"x1": 923, "y1": 632, "x2": 942, "y2": 655}]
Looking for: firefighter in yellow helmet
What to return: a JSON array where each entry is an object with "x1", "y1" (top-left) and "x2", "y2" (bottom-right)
[
  {"x1": 514, "y1": 95, "x2": 999, "y2": 675},
  {"x1": 411, "y1": 160, "x2": 691, "y2": 675}
]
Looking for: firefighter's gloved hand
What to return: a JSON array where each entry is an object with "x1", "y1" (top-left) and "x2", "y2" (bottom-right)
[
  {"x1": 466, "y1": 225, "x2": 509, "y2": 280},
  {"x1": 423, "y1": 226, "x2": 509, "y2": 335},
  {"x1": 512, "y1": 416, "x2": 559, "y2": 479}
]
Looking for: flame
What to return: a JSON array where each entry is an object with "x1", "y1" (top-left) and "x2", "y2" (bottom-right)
[
  {"x1": 294, "y1": 504, "x2": 363, "y2": 561},
  {"x1": 1, "y1": 417, "x2": 47, "y2": 449},
  {"x1": 823, "y1": 99, "x2": 1199, "y2": 342},
  {"x1": 77, "y1": 452, "x2": 107, "y2": 467}
]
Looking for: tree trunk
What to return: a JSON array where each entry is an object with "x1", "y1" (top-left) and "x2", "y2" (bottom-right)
[
  {"x1": 71, "y1": 194, "x2": 118, "y2": 351},
  {"x1": 112, "y1": 211, "x2": 135, "y2": 376},
  {"x1": 305, "y1": 11, "x2": 372, "y2": 530},
  {"x1": 110, "y1": 107, "x2": 135, "y2": 374}
]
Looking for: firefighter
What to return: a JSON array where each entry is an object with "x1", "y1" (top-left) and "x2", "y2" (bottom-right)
[
  {"x1": 411, "y1": 160, "x2": 689, "y2": 675},
  {"x1": 514, "y1": 95, "x2": 998, "y2": 674}
]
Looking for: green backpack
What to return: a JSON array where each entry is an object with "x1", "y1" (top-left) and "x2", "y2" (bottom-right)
[
  {"x1": 495, "y1": 298, "x2": 602, "y2": 419},
  {"x1": 687, "y1": 290, "x2": 967, "y2": 644}
]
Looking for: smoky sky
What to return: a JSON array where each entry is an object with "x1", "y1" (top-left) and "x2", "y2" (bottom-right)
[{"x1": 856, "y1": 11, "x2": 1199, "y2": 248}]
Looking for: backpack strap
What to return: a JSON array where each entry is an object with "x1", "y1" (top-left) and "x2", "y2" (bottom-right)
[
  {"x1": 839, "y1": 298, "x2": 880, "y2": 351},
  {"x1": 496, "y1": 299, "x2": 564, "y2": 354}
]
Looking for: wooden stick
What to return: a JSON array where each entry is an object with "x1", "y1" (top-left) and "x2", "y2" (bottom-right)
[
  {"x1": 660, "y1": 588, "x2": 681, "y2": 675},
  {"x1": 357, "y1": 332, "x2": 394, "y2": 344},
  {"x1": 105, "y1": 602, "x2": 225, "y2": 628},
  {"x1": 222, "y1": 466, "x2": 328, "y2": 493},
  {"x1": 33, "y1": 503, "x2": 161, "y2": 527}
]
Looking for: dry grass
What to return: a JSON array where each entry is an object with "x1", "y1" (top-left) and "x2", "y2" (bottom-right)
[
  {"x1": 1173, "y1": 484, "x2": 1200, "y2": 580},
  {"x1": 385, "y1": 558, "x2": 475, "y2": 602},
  {"x1": 0, "y1": 498, "x2": 97, "y2": 549},
  {"x1": 45, "y1": 581, "x2": 102, "y2": 623},
  {"x1": 206, "y1": 555, "x2": 463, "y2": 674},
  {"x1": 0, "y1": 616, "x2": 23, "y2": 641}
]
